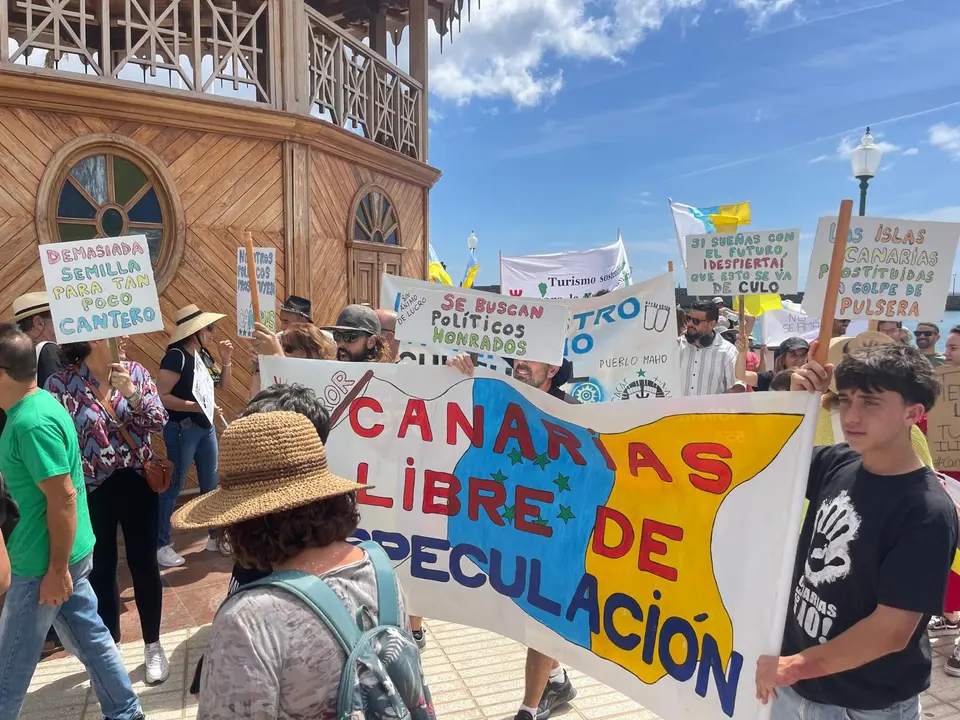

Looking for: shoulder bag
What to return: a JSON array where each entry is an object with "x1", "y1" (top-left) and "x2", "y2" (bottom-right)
[{"x1": 85, "y1": 377, "x2": 173, "y2": 494}]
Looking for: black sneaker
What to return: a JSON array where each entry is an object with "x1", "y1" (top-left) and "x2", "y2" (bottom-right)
[
  {"x1": 536, "y1": 674, "x2": 577, "y2": 719},
  {"x1": 412, "y1": 628, "x2": 427, "y2": 650},
  {"x1": 514, "y1": 712, "x2": 535, "y2": 720},
  {"x1": 946, "y1": 640, "x2": 960, "y2": 678}
]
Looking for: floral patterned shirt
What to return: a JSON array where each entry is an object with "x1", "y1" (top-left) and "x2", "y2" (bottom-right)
[{"x1": 44, "y1": 361, "x2": 168, "y2": 489}]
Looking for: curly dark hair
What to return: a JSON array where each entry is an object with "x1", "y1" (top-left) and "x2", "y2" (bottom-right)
[{"x1": 227, "y1": 494, "x2": 360, "y2": 571}]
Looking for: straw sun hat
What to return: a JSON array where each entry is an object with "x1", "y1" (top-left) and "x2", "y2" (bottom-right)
[
  {"x1": 826, "y1": 330, "x2": 893, "y2": 393},
  {"x1": 11, "y1": 291, "x2": 51, "y2": 321},
  {"x1": 172, "y1": 411, "x2": 363, "y2": 530},
  {"x1": 168, "y1": 304, "x2": 226, "y2": 344}
]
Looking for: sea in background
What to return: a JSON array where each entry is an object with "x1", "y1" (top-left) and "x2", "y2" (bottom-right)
[{"x1": 930, "y1": 312, "x2": 960, "y2": 352}]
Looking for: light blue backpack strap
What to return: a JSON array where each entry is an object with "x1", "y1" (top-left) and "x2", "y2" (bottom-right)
[
  {"x1": 360, "y1": 541, "x2": 400, "y2": 628},
  {"x1": 242, "y1": 569, "x2": 362, "y2": 653}
]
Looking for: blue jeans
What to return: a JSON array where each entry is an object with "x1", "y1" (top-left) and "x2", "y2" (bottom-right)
[
  {"x1": 158, "y1": 420, "x2": 219, "y2": 548},
  {"x1": 772, "y1": 685, "x2": 921, "y2": 720},
  {"x1": 0, "y1": 553, "x2": 141, "y2": 719}
]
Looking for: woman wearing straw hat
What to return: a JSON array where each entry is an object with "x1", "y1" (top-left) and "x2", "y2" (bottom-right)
[
  {"x1": 172, "y1": 411, "x2": 418, "y2": 717},
  {"x1": 155, "y1": 305, "x2": 233, "y2": 568}
]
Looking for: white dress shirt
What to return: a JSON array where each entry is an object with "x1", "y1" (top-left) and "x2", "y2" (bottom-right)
[{"x1": 678, "y1": 331, "x2": 740, "y2": 396}]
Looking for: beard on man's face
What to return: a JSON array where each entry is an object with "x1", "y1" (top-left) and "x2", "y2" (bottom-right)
[
  {"x1": 512, "y1": 361, "x2": 549, "y2": 390},
  {"x1": 684, "y1": 327, "x2": 701, "y2": 343},
  {"x1": 336, "y1": 345, "x2": 367, "y2": 362}
]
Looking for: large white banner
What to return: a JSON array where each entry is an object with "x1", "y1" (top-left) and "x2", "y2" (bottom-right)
[
  {"x1": 804, "y1": 216, "x2": 960, "y2": 321},
  {"x1": 381, "y1": 275, "x2": 570, "y2": 366},
  {"x1": 500, "y1": 239, "x2": 632, "y2": 299},
  {"x1": 260, "y1": 357, "x2": 820, "y2": 720}
]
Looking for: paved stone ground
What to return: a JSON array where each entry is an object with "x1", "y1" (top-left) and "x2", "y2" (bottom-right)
[{"x1": 18, "y1": 620, "x2": 960, "y2": 720}]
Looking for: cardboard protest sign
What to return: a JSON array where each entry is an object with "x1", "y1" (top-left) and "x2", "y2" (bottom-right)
[
  {"x1": 39, "y1": 235, "x2": 164, "y2": 343},
  {"x1": 685, "y1": 229, "x2": 799, "y2": 296},
  {"x1": 399, "y1": 342, "x2": 513, "y2": 376},
  {"x1": 261, "y1": 357, "x2": 820, "y2": 720},
  {"x1": 927, "y1": 366, "x2": 960, "y2": 472},
  {"x1": 761, "y1": 306, "x2": 820, "y2": 347},
  {"x1": 381, "y1": 275, "x2": 569, "y2": 366},
  {"x1": 192, "y1": 352, "x2": 215, "y2": 424},
  {"x1": 558, "y1": 273, "x2": 679, "y2": 401},
  {"x1": 500, "y1": 239, "x2": 632, "y2": 298},
  {"x1": 395, "y1": 275, "x2": 679, "y2": 402},
  {"x1": 804, "y1": 216, "x2": 960, "y2": 321},
  {"x1": 237, "y1": 246, "x2": 276, "y2": 339}
]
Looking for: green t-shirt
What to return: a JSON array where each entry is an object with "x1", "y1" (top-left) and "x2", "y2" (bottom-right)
[{"x1": 0, "y1": 389, "x2": 95, "y2": 577}]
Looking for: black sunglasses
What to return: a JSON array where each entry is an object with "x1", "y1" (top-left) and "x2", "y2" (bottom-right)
[
  {"x1": 685, "y1": 316, "x2": 708, "y2": 325},
  {"x1": 915, "y1": 330, "x2": 935, "y2": 338},
  {"x1": 333, "y1": 330, "x2": 368, "y2": 344}
]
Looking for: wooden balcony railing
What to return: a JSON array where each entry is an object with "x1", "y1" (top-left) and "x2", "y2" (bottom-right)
[{"x1": 0, "y1": 0, "x2": 424, "y2": 160}]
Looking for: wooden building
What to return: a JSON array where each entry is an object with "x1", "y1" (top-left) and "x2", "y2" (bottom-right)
[{"x1": 0, "y1": 0, "x2": 476, "y2": 425}]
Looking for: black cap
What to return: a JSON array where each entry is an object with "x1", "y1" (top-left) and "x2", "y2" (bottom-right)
[
  {"x1": 321, "y1": 305, "x2": 382, "y2": 335},
  {"x1": 281, "y1": 295, "x2": 312, "y2": 320},
  {"x1": 505, "y1": 357, "x2": 573, "y2": 388},
  {"x1": 775, "y1": 337, "x2": 810, "y2": 359}
]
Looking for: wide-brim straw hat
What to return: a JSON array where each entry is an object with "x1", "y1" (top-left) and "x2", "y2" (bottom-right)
[
  {"x1": 827, "y1": 330, "x2": 893, "y2": 393},
  {"x1": 11, "y1": 291, "x2": 51, "y2": 321},
  {"x1": 168, "y1": 304, "x2": 226, "y2": 344},
  {"x1": 173, "y1": 411, "x2": 364, "y2": 530}
]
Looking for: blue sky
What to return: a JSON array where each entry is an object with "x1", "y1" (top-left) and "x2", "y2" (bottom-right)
[{"x1": 421, "y1": 0, "x2": 960, "y2": 290}]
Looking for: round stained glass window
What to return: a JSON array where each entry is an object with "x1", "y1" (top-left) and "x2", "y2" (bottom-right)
[
  {"x1": 56, "y1": 153, "x2": 165, "y2": 265},
  {"x1": 353, "y1": 189, "x2": 400, "y2": 245}
]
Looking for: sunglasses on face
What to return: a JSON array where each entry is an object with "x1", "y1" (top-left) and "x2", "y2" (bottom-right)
[
  {"x1": 686, "y1": 316, "x2": 708, "y2": 326},
  {"x1": 333, "y1": 330, "x2": 367, "y2": 344},
  {"x1": 915, "y1": 331, "x2": 935, "y2": 338}
]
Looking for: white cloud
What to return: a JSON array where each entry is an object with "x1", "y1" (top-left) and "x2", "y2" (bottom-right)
[
  {"x1": 808, "y1": 132, "x2": 900, "y2": 164},
  {"x1": 915, "y1": 206, "x2": 960, "y2": 223},
  {"x1": 430, "y1": 0, "x2": 794, "y2": 107},
  {"x1": 903, "y1": 147, "x2": 919, "y2": 156},
  {"x1": 929, "y1": 123, "x2": 960, "y2": 160},
  {"x1": 428, "y1": 107, "x2": 444, "y2": 122}
]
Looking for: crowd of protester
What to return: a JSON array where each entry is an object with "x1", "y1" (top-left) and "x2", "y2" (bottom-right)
[{"x1": 0, "y1": 285, "x2": 958, "y2": 720}]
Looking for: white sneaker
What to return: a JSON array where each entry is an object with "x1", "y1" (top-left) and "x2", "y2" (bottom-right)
[
  {"x1": 145, "y1": 641, "x2": 170, "y2": 684},
  {"x1": 157, "y1": 545, "x2": 185, "y2": 568},
  {"x1": 206, "y1": 537, "x2": 232, "y2": 555}
]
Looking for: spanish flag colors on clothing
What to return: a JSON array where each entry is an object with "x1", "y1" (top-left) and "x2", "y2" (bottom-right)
[
  {"x1": 428, "y1": 244, "x2": 453, "y2": 285},
  {"x1": 669, "y1": 199, "x2": 752, "y2": 266}
]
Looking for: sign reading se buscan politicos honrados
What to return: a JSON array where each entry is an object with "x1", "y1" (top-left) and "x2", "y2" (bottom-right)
[
  {"x1": 685, "y1": 229, "x2": 800, "y2": 296},
  {"x1": 381, "y1": 275, "x2": 569, "y2": 367},
  {"x1": 40, "y1": 235, "x2": 164, "y2": 343},
  {"x1": 804, "y1": 215, "x2": 960, "y2": 321}
]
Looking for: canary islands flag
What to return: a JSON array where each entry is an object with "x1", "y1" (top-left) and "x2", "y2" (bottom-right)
[
  {"x1": 428, "y1": 244, "x2": 453, "y2": 285},
  {"x1": 669, "y1": 200, "x2": 751, "y2": 267},
  {"x1": 461, "y1": 252, "x2": 479, "y2": 288}
]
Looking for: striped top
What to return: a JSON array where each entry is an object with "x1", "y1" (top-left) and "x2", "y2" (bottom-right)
[{"x1": 678, "y1": 332, "x2": 740, "y2": 396}]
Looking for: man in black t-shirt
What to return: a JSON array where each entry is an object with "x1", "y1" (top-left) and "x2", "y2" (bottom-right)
[{"x1": 757, "y1": 342, "x2": 958, "y2": 719}]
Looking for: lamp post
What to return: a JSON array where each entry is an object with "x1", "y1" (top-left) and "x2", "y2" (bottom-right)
[
  {"x1": 467, "y1": 230, "x2": 478, "y2": 252},
  {"x1": 850, "y1": 127, "x2": 883, "y2": 216}
]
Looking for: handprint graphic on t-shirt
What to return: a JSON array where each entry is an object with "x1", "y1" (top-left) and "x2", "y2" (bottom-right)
[{"x1": 805, "y1": 491, "x2": 861, "y2": 587}]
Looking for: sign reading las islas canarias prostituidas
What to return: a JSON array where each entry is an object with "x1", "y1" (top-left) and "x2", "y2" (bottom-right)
[{"x1": 260, "y1": 357, "x2": 820, "y2": 720}]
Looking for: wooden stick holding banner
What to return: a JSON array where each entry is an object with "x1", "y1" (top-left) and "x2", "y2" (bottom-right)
[
  {"x1": 738, "y1": 295, "x2": 746, "y2": 338},
  {"x1": 243, "y1": 231, "x2": 260, "y2": 330},
  {"x1": 814, "y1": 199, "x2": 853, "y2": 366}
]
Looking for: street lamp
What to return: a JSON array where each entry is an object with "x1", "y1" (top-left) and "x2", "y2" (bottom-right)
[
  {"x1": 850, "y1": 127, "x2": 883, "y2": 216},
  {"x1": 467, "y1": 230, "x2": 478, "y2": 252}
]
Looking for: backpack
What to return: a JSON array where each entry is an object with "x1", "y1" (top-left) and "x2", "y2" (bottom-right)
[{"x1": 238, "y1": 541, "x2": 436, "y2": 720}]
